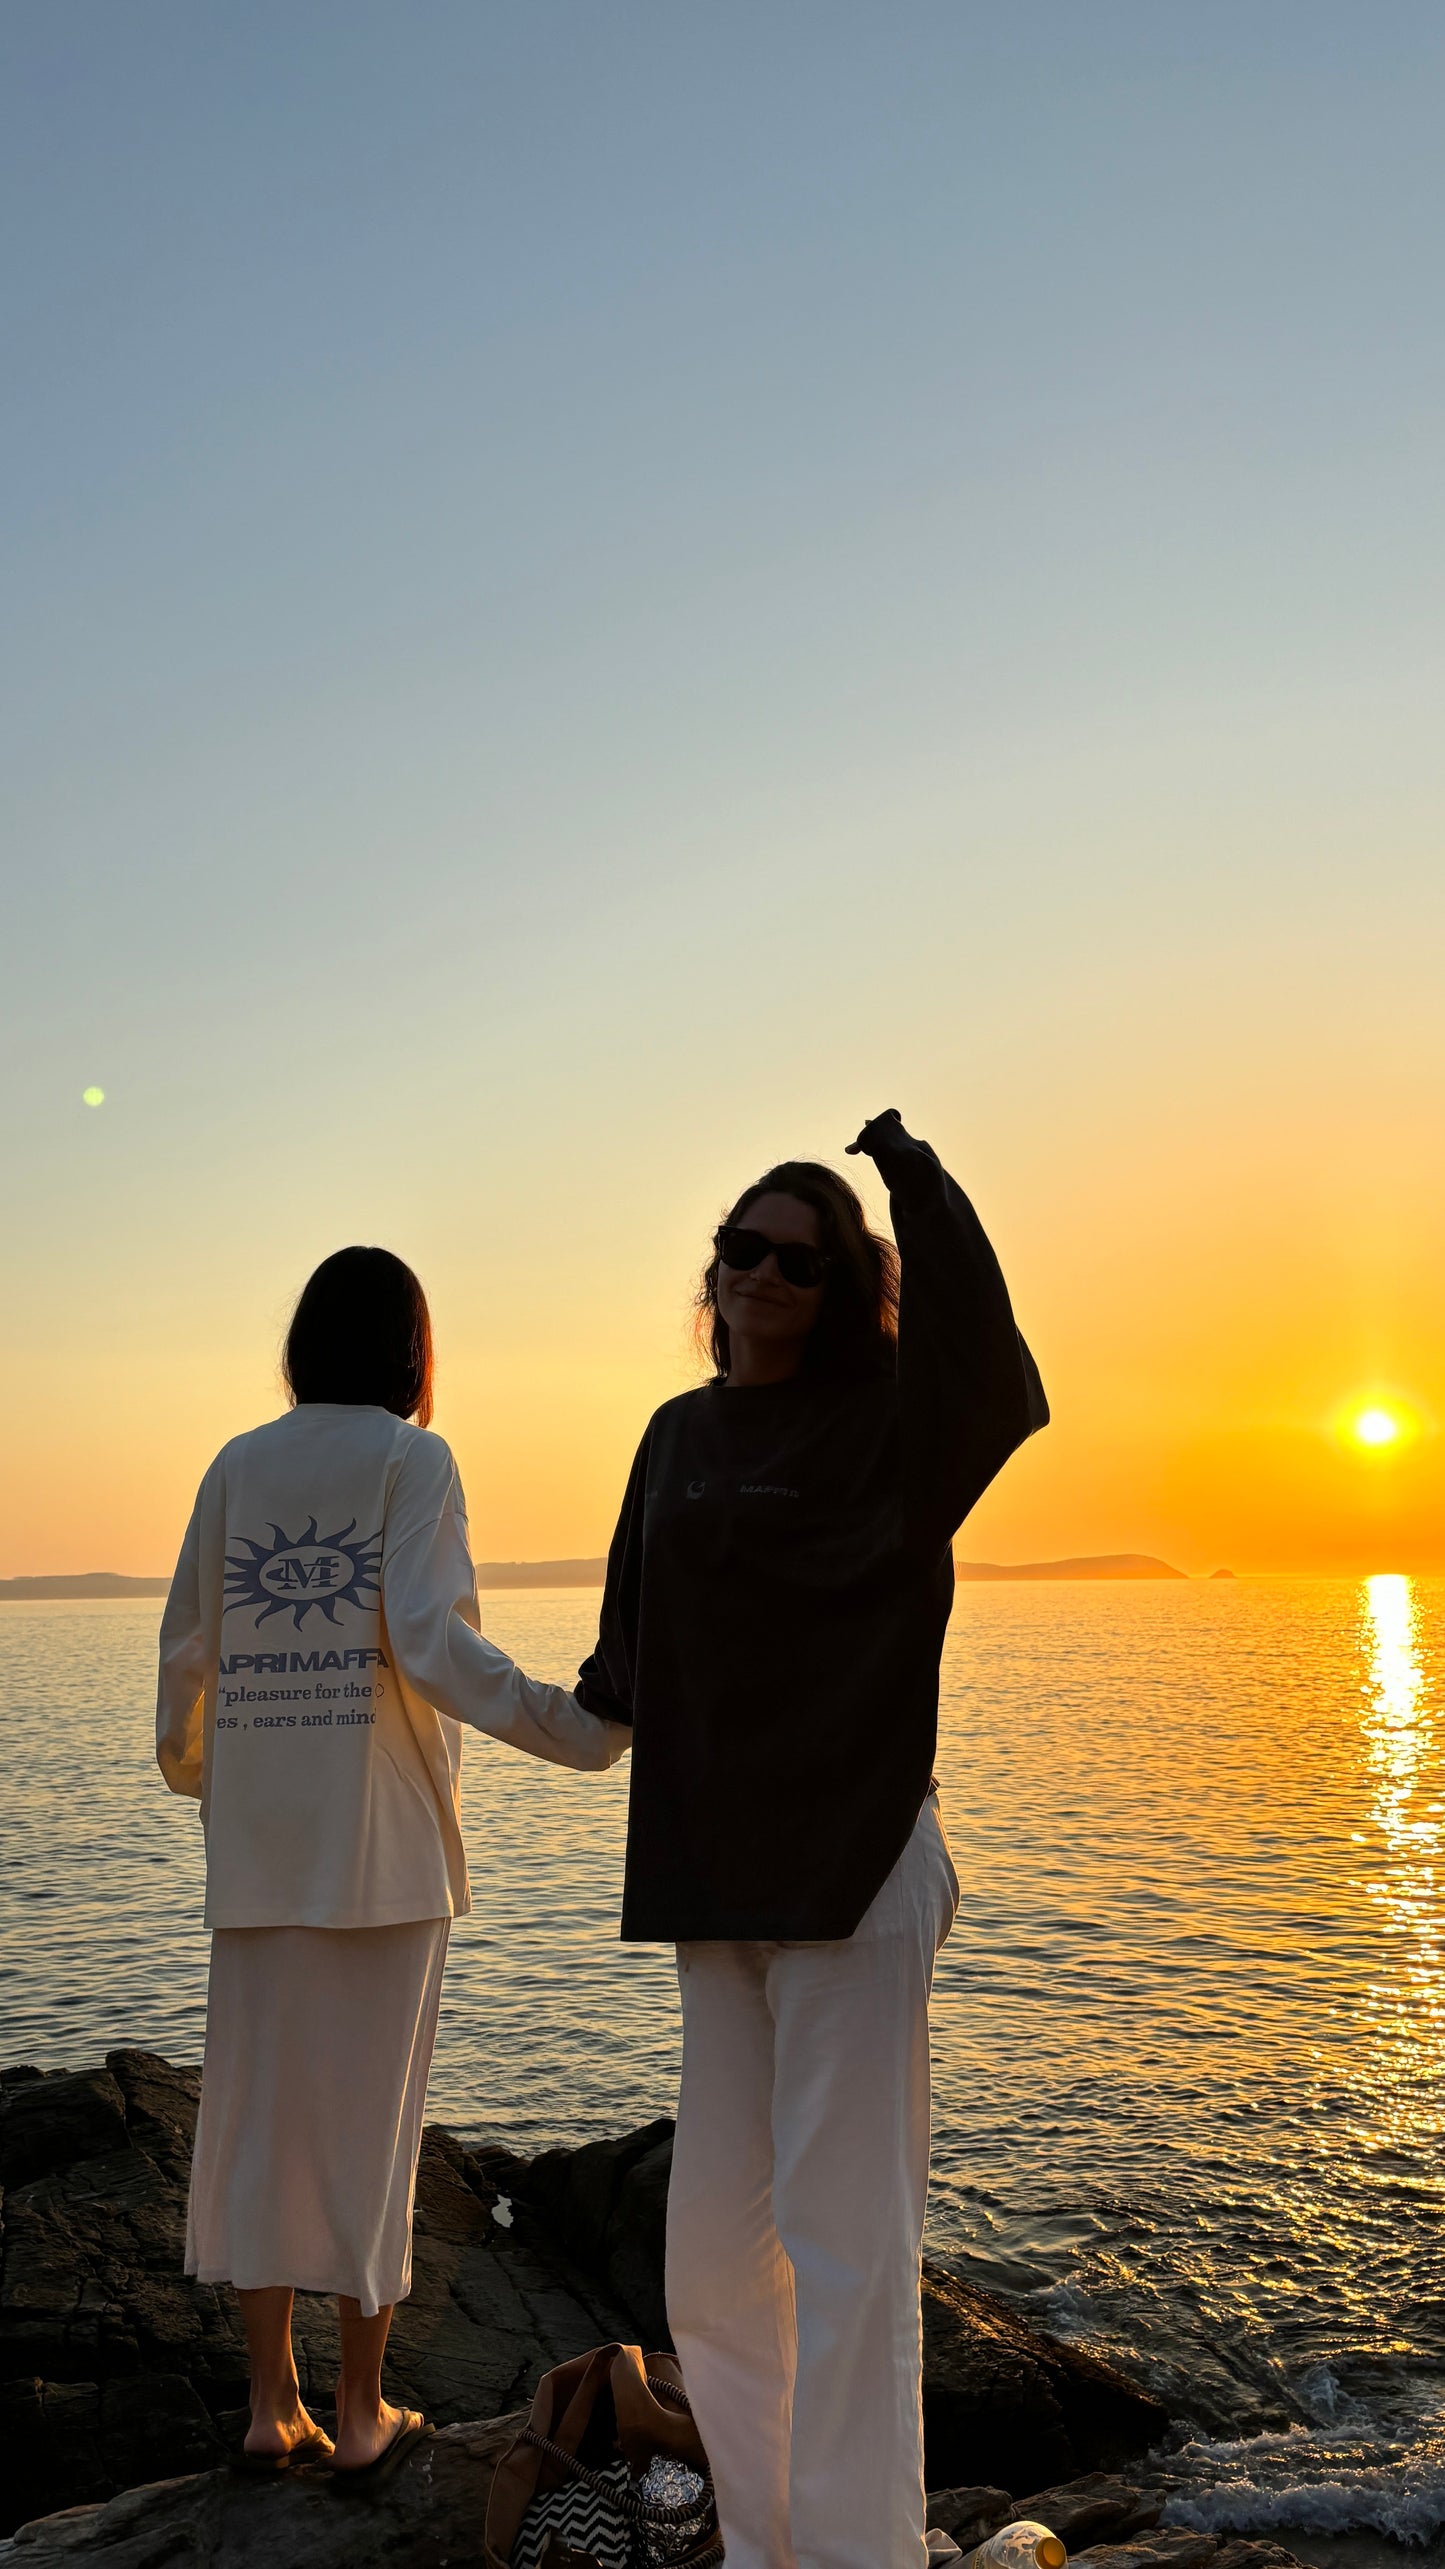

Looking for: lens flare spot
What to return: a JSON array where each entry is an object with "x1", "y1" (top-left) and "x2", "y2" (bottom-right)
[
  {"x1": 1357, "y1": 1408, "x2": 1401, "y2": 1447},
  {"x1": 81, "y1": 1086, "x2": 105, "y2": 1107}
]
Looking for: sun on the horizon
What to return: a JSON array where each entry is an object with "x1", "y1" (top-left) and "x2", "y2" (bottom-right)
[
  {"x1": 1330, "y1": 1393, "x2": 1423, "y2": 1459},
  {"x1": 1355, "y1": 1407, "x2": 1402, "y2": 1448}
]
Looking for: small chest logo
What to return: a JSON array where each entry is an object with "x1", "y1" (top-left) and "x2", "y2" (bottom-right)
[
  {"x1": 686, "y1": 1479, "x2": 706, "y2": 1500},
  {"x1": 224, "y1": 1517, "x2": 382, "y2": 1629},
  {"x1": 740, "y1": 1483, "x2": 800, "y2": 1500}
]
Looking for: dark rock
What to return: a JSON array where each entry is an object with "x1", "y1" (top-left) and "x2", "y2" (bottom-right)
[
  {"x1": 0, "y1": 2060, "x2": 635, "y2": 2534},
  {"x1": 924, "y1": 2484, "x2": 1014, "y2": 2546},
  {"x1": 102, "y1": 2057, "x2": 200, "y2": 2194},
  {"x1": 921, "y1": 2263, "x2": 1170, "y2": 2493},
  {"x1": 8, "y1": 2468, "x2": 1310, "y2": 2569},
  {"x1": 2, "y1": 2060, "x2": 1180, "y2": 2540},
  {"x1": 501, "y1": 2119, "x2": 676, "y2": 2350},
  {"x1": 385, "y1": 2127, "x2": 637, "y2": 2425},
  {"x1": 2, "y1": 2408, "x2": 521, "y2": 2565},
  {"x1": 1017, "y1": 2474, "x2": 1164, "y2": 2547},
  {"x1": 3, "y1": 2460, "x2": 1315, "y2": 2569},
  {"x1": 0, "y1": 2375, "x2": 221, "y2": 2542},
  {"x1": 0, "y1": 2074, "x2": 130, "y2": 2194},
  {"x1": 0, "y1": 2049, "x2": 251, "y2": 2430},
  {"x1": 0, "y1": 2383, "x2": 111, "y2": 2529},
  {"x1": 1209, "y1": 2545, "x2": 1308, "y2": 2569},
  {"x1": 1073, "y1": 2533, "x2": 1218, "y2": 2569}
]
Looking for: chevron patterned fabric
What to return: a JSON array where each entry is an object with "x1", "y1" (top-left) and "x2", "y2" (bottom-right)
[{"x1": 513, "y1": 2457, "x2": 633, "y2": 2569}]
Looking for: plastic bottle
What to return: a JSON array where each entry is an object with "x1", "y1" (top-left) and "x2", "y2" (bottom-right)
[{"x1": 957, "y1": 2521, "x2": 1067, "y2": 2569}]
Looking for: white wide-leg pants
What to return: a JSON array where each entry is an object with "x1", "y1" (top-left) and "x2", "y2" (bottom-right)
[{"x1": 666, "y1": 1795, "x2": 960, "y2": 2569}]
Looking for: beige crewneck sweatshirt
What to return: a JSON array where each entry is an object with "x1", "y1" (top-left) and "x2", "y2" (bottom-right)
[{"x1": 156, "y1": 1404, "x2": 627, "y2": 1930}]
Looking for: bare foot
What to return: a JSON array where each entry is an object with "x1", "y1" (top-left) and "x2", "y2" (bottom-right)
[
  {"x1": 331, "y1": 2397, "x2": 409, "y2": 2473},
  {"x1": 243, "y1": 2400, "x2": 331, "y2": 2461}
]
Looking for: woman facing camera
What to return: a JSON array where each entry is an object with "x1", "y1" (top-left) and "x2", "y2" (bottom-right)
[
  {"x1": 157, "y1": 1248, "x2": 628, "y2": 2484},
  {"x1": 577, "y1": 1112, "x2": 1047, "y2": 2569}
]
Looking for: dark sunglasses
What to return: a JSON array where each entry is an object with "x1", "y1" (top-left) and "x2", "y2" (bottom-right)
[{"x1": 715, "y1": 1226, "x2": 829, "y2": 1289}]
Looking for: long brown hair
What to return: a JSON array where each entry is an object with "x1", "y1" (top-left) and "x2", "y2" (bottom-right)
[
  {"x1": 283, "y1": 1247, "x2": 435, "y2": 1426},
  {"x1": 695, "y1": 1161, "x2": 899, "y2": 1384}
]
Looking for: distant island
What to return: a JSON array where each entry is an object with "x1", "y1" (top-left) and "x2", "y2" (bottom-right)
[
  {"x1": 0, "y1": 1574, "x2": 172, "y2": 1601},
  {"x1": 0, "y1": 1564, "x2": 612, "y2": 1600},
  {"x1": 955, "y1": 1553, "x2": 1186, "y2": 1580},
  {"x1": 4, "y1": 1552, "x2": 1209, "y2": 1601},
  {"x1": 475, "y1": 1559, "x2": 608, "y2": 1588}
]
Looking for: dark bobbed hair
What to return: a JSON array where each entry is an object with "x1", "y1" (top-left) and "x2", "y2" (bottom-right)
[
  {"x1": 283, "y1": 1247, "x2": 435, "y2": 1427},
  {"x1": 696, "y1": 1161, "x2": 899, "y2": 1384}
]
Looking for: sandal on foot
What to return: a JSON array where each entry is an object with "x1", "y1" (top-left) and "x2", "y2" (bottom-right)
[
  {"x1": 330, "y1": 2411, "x2": 432, "y2": 2491},
  {"x1": 232, "y1": 2427, "x2": 335, "y2": 2476}
]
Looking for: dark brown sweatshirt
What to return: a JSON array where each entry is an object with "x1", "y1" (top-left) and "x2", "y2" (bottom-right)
[{"x1": 576, "y1": 1114, "x2": 1049, "y2": 1941}]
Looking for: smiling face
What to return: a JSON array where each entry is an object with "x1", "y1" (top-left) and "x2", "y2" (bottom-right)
[{"x1": 716, "y1": 1190, "x2": 827, "y2": 1381}]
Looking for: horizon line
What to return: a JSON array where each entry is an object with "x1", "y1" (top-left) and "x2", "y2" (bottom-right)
[{"x1": 8, "y1": 1555, "x2": 1441, "y2": 1599}]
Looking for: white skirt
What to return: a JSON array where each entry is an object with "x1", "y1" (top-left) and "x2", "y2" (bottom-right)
[{"x1": 186, "y1": 1916, "x2": 449, "y2": 2317}]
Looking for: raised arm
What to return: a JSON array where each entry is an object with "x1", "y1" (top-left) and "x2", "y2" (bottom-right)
[
  {"x1": 848, "y1": 1108, "x2": 1048, "y2": 1544},
  {"x1": 156, "y1": 1486, "x2": 208, "y2": 1797},
  {"x1": 384, "y1": 1441, "x2": 629, "y2": 1771},
  {"x1": 574, "y1": 1427, "x2": 650, "y2": 1728}
]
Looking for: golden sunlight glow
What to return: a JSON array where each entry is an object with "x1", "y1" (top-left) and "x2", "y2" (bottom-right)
[
  {"x1": 81, "y1": 1086, "x2": 105, "y2": 1108},
  {"x1": 1356, "y1": 1408, "x2": 1402, "y2": 1447},
  {"x1": 1356, "y1": 1574, "x2": 1445, "y2": 2130},
  {"x1": 1364, "y1": 1574, "x2": 1424, "y2": 1770}
]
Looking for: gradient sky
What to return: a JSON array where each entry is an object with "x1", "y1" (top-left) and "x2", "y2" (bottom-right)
[{"x1": 4, "y1": 3, "x2": 1443, "y2": 1578}]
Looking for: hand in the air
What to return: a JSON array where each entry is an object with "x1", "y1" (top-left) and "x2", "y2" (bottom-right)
[{"x1": 845, "y1": 1108, "x2": 904, "y2": 1157}]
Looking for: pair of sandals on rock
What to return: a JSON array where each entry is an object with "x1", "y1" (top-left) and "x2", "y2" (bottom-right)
[{"x1": 235, "y1": 2409, "x2": 432, "y2": 2490}]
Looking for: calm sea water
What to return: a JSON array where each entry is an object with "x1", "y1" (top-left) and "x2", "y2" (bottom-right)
[{"x1": 4, "y1": 1578, "x2": 1445, "y2": 2545}]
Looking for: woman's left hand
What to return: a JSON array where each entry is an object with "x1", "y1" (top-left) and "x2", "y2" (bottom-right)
[{"x1": 846, "y1": 1108, "x2": 903, "y2": 1156}]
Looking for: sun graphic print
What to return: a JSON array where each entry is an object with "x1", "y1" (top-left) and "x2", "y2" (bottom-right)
[{"x1": 223, "y1": 1517, "x2": 383, "y2": 1630}]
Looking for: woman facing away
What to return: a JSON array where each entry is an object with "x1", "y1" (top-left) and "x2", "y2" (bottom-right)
[
  {"x1": 156, "y1": 1248, "x2": 629, "y2": 2485},
  {"x1": 576, "y1": 1109, "x2": 1048, "y2": 2569}
]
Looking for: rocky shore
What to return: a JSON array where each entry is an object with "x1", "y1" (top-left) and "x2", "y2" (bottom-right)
[{"x1": 0, "y1": 2053, "x2": 1302, "y2": 2567}]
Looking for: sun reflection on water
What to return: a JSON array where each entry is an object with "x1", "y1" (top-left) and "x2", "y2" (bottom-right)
[{"x1": 1357, "y1": 1574, "x2": 1445, "y2": 2130}]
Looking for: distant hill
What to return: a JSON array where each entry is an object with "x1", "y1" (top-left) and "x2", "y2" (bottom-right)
[
  {"x1": 0, "y1": 1574, "x2": 172, "y2": 1600},
  {"x1": 3, "y1": 1551, "x2": 1191, "y2": 1602},
  {"x1": 0, "y1": 1564, "x2": 610, "y2": 1601},
  {"x1": 475, "y1": 1560, "x2": 608, "y2": 1588},
  {"x1": 955, "y1": 1553, "x2": 1186, "y2": 1581}
]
